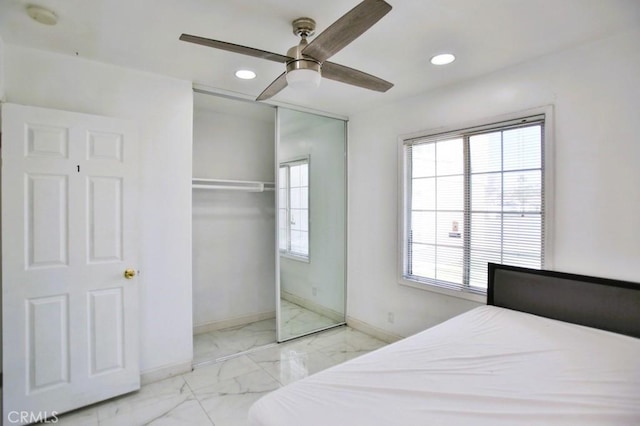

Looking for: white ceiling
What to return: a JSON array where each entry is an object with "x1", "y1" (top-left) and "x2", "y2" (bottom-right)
[{"x1": 1, "y1": 0, "x2": 639, "y2": 117}]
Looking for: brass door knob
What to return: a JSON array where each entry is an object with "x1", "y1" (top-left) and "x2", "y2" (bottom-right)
[{"x1": 124, "y1": 269, "x2": 136, "y2": 279}]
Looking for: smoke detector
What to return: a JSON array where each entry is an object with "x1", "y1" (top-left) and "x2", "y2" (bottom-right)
[{"x1": 27, "y1": 5, "x2": 58, "y2": 26}]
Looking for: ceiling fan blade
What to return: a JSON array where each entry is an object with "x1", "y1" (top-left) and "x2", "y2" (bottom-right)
[
  {"x1": 256, "y1": 72, "x2": 288, "y2": 101},
  {"x1": 322, "y1": 61, "x2": 393, "y2": 92},
  {"x1": 302, "y1": 0, "x2": 392, "y2": 62},
  {"x1": 180, "y1": 34, "x2": 292, "y2": 63}
]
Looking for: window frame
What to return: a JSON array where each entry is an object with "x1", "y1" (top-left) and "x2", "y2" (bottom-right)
[
  {"x1": 279, "y1": 157, "x2": 311, "y2": 262},
  {"x1": 397, "y1": 107, "x2": 555, "y2": 302}
]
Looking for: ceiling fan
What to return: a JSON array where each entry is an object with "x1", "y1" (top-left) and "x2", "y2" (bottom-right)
[{"x1": 179, "y1": 0, "x2": 394, "y2": 101}]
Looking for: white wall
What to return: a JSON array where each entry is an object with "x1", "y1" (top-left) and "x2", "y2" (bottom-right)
[
  {"x1": 0, "y1": 36, "x2": 5, "y2": 101},
  {"x1": 192, "y1": 94, "x2": 276, "y2": 328},
  {"x1": 4, "y1": 45, "x2": 194, "y2": 374},
  {"x1": 348, "y1": 28, "x2": 640, "y2": 338}
]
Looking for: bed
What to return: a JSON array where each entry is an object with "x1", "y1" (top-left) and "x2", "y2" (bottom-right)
[{"x1": 248, "y1": 263, "x2": 640, "y2": 425}]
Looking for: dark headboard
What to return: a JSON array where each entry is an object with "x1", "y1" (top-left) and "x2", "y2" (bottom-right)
[{"x1": 487, "y1": 263, "x2": 640, "y2": 338}]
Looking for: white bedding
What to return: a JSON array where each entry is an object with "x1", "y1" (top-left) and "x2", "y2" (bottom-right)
[{"x1": 248, "y1": 306, "x2": 640, "y2": 425}]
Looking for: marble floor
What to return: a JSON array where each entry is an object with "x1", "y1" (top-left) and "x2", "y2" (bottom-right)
[
  {"x1": 193, "y1": 318, "x2": 277, "y2": 365},
  {"x1": 279, "y1": 299, "x2": 341, "y2": 341},
  {"x1": 55, "y1": 325, "x2": 388, "y2": 426},
  {"x1": 193, "y1": 300, "x2": 342, "y2": 364}
]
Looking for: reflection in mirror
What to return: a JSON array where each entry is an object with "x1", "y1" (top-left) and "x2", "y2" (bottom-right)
[
  {"x1": 279, "y1": 159, "x2": 309, "y2": 260},
  {"x1": 277, "y1": 108, "x2": 347, "y2": 342}
]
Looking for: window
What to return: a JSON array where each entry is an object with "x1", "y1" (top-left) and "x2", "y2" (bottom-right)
[
  {"x1": 279, "y1": 159, "x2": 309, "y2": 260},
  {"x1": 400, "y1": 114, "x2": 548, "y2": 296}
]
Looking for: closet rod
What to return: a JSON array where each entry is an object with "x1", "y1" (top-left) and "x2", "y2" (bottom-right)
[{"x1": 192, "y1": 178, "x2": 275, "y2": 192}]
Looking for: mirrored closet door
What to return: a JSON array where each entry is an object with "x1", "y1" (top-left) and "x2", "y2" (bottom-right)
[{"x1": 276, "y1": 107, "x2": 347, "y2": 342}]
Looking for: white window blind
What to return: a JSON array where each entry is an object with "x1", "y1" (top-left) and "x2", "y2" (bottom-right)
[
  {"x1": 279, "y1": 159, "x2": 309, "y2": 260},
  {"x1": 402, "y1": 115, "x2": 545, "y2": 294}
]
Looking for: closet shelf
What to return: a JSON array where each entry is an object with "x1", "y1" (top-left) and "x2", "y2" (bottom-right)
[{"x1": 192, "y1": 178, "x2": 275, "y2": 192}]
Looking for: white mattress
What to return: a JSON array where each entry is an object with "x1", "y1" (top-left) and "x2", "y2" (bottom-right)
[{"x1": 248, "y1": 306, "x2": 640, "y2": 425}]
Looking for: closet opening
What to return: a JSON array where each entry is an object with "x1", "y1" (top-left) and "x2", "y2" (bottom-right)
[{"x1": 192, "y1": 91, "x2": 277, "y2": 365}]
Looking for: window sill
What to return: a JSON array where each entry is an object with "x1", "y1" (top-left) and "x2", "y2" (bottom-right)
[
  {"x1": 280, "y1": 253, "x2": 310, "y2": 263},
  {"x1": 399, "y1": 277, "x2": 487, "y2": 304}
]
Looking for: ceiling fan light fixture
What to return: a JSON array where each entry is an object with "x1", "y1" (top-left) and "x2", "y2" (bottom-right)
[
  {"x1": 285, "y1": 56, "x2": 322, "y2": 91},
  {"x1": 286, "y1": 68, "x2": 321, "y2": 90},
  {"x1": 235, "y1": 69, "x2": 256, "y2": 80},
  {"x1": 430, "y1": 53, "x2": 456, "y2": 65}
]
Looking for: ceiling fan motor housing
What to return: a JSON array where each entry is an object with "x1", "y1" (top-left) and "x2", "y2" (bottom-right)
[{"x1": 286, "y1": 41, "x2": 322, "y2": 75}]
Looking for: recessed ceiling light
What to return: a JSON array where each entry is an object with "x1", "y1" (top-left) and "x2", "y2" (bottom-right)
[
  {"x1": 235, "y1": 70, "x2": 256, "y2": 80},
  {"x1": 26, "y1": 5, "x2": 58, "y2": 26},
  {"x1": 430, "y1": 53, "x2": 456, "y2": 65}
]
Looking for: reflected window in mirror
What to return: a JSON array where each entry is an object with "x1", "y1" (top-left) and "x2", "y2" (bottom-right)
[{"x1": 279, "y1": 158, "x2": 309, "y2": 261}]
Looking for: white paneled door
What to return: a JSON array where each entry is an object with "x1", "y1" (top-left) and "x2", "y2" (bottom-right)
[{"x1": 2, "y1": 104, "x2": 140, "y2": 424}]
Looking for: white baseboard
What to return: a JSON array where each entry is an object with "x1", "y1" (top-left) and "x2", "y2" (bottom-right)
[
  {"x1": 141, "y1": 360, "x2": 193, "y2": 385},
  {"x1": 346, "y1": 316, "x2": 404, "y2": 344},
  {"x1": 193, "y1": 310, "x2": 276, "y2": 335},
  {"x1": 281, "y1": 290, "x2": 344, "y2": 323}
]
